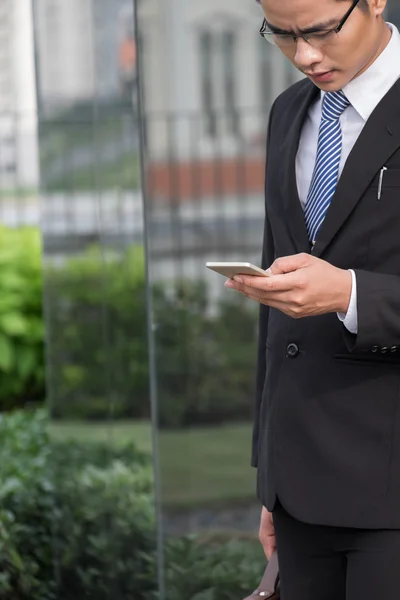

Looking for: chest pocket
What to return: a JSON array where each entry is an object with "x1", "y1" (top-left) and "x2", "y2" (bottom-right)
[
  {"x1": 366, "y1": 167, "x2": 400, "y2": 271},
  {"x1": 370, "y1": 168, "x2": 400, "y2": 190}
]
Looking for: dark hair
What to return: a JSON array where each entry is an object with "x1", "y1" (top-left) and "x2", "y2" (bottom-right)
[
  {"x1": 338, "y1": 0, "x2": 370, "y2": 12},
  {"x1": 255, "y1": 0, "x2": 370, "y2": 11}
]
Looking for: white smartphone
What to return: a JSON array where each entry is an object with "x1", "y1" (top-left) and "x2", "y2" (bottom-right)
[{"x1": 206, "y1": 261, "x2": 271, "y2": 279}]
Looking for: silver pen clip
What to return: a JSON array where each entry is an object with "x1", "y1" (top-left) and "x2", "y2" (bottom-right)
[{"x1": 377, "y1": 166, "x2": 387, "y2": 200}]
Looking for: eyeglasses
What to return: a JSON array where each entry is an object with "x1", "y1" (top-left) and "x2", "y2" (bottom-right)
[{"x1": 259, "y1": 0, "x2": 361, "y2": 48}]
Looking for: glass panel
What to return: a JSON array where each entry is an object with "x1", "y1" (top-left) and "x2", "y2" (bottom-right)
[
  {"x1": 137, "y1": 0, "x2": 289, "y2": 597},
  {"x1": 0, "y1": 2, "x2": 48, "y2": 600},
  {"x1": 33, "y1": 0, "x2": 157, "y2": 598}
]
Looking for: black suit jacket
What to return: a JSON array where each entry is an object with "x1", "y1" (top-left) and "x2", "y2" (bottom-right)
[{"x1": 253, "y1": 76, "x2": 400, "y2": 528}]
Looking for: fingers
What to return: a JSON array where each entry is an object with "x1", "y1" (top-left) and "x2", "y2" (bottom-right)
[
  {"x1": 224, "y1": 253, "x2": 315, "y2": 291},
  {"x1": 270, "y1": 252, "x2": 311, "y2": 275},
  {"x1": 226, "y1": 285, "x2": 292, "y2": 313},
  {"x1": 240, "y1": 290, "x2": 284, "y2": 308},
  {"x1": 227, "y1": 273, "x2": 297, "y2": 293}
]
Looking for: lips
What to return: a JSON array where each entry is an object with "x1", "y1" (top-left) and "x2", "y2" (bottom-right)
[
  {"x1": 306, "y1": 70, "x2": 331, "y2": 77},
  {"x1": 306, "y1": 70, "x2": 335, "y2": 83}
]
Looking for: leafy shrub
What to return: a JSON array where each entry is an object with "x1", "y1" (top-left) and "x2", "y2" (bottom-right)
[
  {"x1": 0, "y1": 410, "x2": 266, "y2": 600},
  {"x1": 165, "y1": 535, "x2": 265, "y2": 600},
  {"x1": 0, "y1": 227, "x2": 44, "y2": 411},
  {"x1": 1, "y1": 228, "x2": 258, "y2": 427},
  {"x1": 0, "y1": 409, "x2": 59, "y2": 598},
  {"x1": 154, "y1": 281, "x2": 258, "y2": 428},
  {"x1": 0, "y1": 409, "x2": 156, "y2": 600},
  {"x1": 46, "y1": 248, "x2": 258, "y2": 426},
  {"x1": 46, "y1": 244, "x2": 150, "y2": 421}
]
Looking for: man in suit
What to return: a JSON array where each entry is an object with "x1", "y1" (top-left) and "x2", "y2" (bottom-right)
[{"x1": 225, "y1": 0, "x2": 400, "y2": 598}]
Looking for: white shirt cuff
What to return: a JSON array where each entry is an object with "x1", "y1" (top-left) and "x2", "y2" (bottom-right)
[{"x1": 337, "y1": 269, "x2": 358, "y2": 334}]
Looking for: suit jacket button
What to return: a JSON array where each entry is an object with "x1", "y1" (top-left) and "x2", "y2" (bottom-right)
[
  {"x1": 381, "y1": 347, "x2": 388, "y2": 353},
  {"x1": 391, "y1": 346, "x2": 398, "y2": 353},
  {"x1": 286, "y1": 343, "x2": 299, "y2": 358},
  {"x1": 371, "y1": 346, "x2": 379, "y2": 353}
]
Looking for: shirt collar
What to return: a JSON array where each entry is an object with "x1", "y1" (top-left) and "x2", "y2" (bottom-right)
[{"x1": 321, "y1": 23, "x2": 400, "y2": 122}]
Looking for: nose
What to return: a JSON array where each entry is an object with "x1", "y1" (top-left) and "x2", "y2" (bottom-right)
[{"x1": 294, "y1": 37, "x2": 323, "y2": 69}]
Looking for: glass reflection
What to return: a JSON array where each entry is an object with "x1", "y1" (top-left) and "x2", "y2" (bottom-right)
[
  {"x1": 137, "y1": 0, "x2": 285, "y2": 597},
  {"x1": 33, "y1": 0, "x2": 156, "y2": 598}
]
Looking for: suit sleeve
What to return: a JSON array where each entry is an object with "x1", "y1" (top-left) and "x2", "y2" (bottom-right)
[
  {"x1": 251, "y1": 103, "x2": 277, "y2": 469},
  {"x1": 343, "y1": 269, "x2": 400, "y2": 352}
]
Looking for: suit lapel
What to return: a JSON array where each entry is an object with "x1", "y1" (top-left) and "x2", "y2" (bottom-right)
[
  {"x1": 313, "y1": 79, "x2": 400, "y2": 257},
  {"x1": 279, "y1": 81, "x2": 319, "y2": 254}
]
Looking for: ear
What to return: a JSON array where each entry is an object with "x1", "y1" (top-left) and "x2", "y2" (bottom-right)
[{"x1": 369, "y1": 0, "x2": 388, "y2": 18}]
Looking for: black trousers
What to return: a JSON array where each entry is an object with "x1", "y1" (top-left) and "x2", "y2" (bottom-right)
[{"x1": 273, "y1": 499, "x2": 400, "y2": 600}]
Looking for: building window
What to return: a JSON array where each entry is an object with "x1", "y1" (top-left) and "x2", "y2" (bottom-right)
[
  {"x1": 199, "y1": 28, "x2": 238, "y2": 138},
  {"x1": 199, "y1": 31, "x2": 216, "y2": 137},
  {"x1": 222, "y1": 31, "x2": 239, "y2": 136}
]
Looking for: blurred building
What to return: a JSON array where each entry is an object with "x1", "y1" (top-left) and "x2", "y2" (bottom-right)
[
  {"x1": 34, "y1": 0, "x2": 94, "y2": 110},
  {"x1": 138, "y1": 0, "x2": 302, "y2": 206},
  {"x1": 138, "y1": 0, "x2": 302, "y2": 161},
  {"x1": 0, "y1": 0, "x2": 38, "y2": 189},
  {"x1": 34, "y1": 0, "x2": 136, "y2": 111}
]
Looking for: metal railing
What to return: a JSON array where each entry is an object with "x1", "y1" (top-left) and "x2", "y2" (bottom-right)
[{"x1": 1, "y1": 105, "x2": 269, "y2": 276}]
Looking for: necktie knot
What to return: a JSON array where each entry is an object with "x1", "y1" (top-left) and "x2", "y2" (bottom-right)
[{"x1": 322, "y1": 90, "x2": 350, "y2": 122}]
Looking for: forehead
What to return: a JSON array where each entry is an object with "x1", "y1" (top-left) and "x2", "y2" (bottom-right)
[{"x1": 260, "y1": 0, "x2": 344, "y2": 28}]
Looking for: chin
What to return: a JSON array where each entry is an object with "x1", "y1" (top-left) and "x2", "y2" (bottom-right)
[{"x1": 318, "y1": 82, "x2": 343, "y2": 92}]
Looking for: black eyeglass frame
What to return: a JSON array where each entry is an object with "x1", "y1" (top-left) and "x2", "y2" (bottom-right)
[{"x1": 259, "y1": 0, "x2": 361, "y2": 45}]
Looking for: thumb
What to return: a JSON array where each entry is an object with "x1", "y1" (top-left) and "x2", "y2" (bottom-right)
[{"x1": 269, "y1": 253, "x2": 310, "y2": 275}]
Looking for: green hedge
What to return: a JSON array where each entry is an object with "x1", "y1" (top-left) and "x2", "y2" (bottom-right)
[
  {"x1": 2, "y1": 228, "x2": 258, "y2": 427},
  {"x1": 46, "y1": 244, "x2": 150, "y2": 421},
  {"x1": 46, "y1": 248, "x2": 258, "y2": 427},
  {"x1": 153, "y1": 280, "x2": 258, "y2": 427},
  {"x1": 164, "y1": 535, "x2": 266, "y2": 600},
  {"x1": 0, "y1": 410, "x2": 265, "y2": 599},
  {"x1": 0, "y1": 409, "x2": 155, "y2": 599},
  {"x1": 0, "y1": 227, "x2": 44, "y2": 411}
]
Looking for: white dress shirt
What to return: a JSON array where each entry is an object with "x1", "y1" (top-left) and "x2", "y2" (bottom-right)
[{"x1": 295, "y1": 23, "x2": 400, "y2": 334}]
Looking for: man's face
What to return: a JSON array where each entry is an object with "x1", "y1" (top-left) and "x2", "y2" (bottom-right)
[{"x1": 260, "y1": 0, "x2": 388, "y2": 91}]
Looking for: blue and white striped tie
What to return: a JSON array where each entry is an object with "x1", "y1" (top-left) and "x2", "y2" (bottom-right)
[{"x1": 304, "y1": 90, "x2": 350, "y2": 245}]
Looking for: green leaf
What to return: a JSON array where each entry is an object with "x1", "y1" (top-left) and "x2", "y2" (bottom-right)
[
  {"x1": 16, "y1": 347, "x2": 37, "y2": 380},
  {"x1": 27, "y1": 318, "x2": 45, "y2": 342},
  {"x1": 0, "y1": 313, "x2": 28, "y2": 336},
  {"x1": 8, "y1": 547, "x2": 24, "y2": 570},
  {"x1": 0, "y1": 271, "x2": 26, "y2": 290},
  {"x1": 0, "y1": 294, "x2": 23, "y2": 312},
  {"x1": 0, "y1": 334, "x2": 13, "y2": 372}
]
